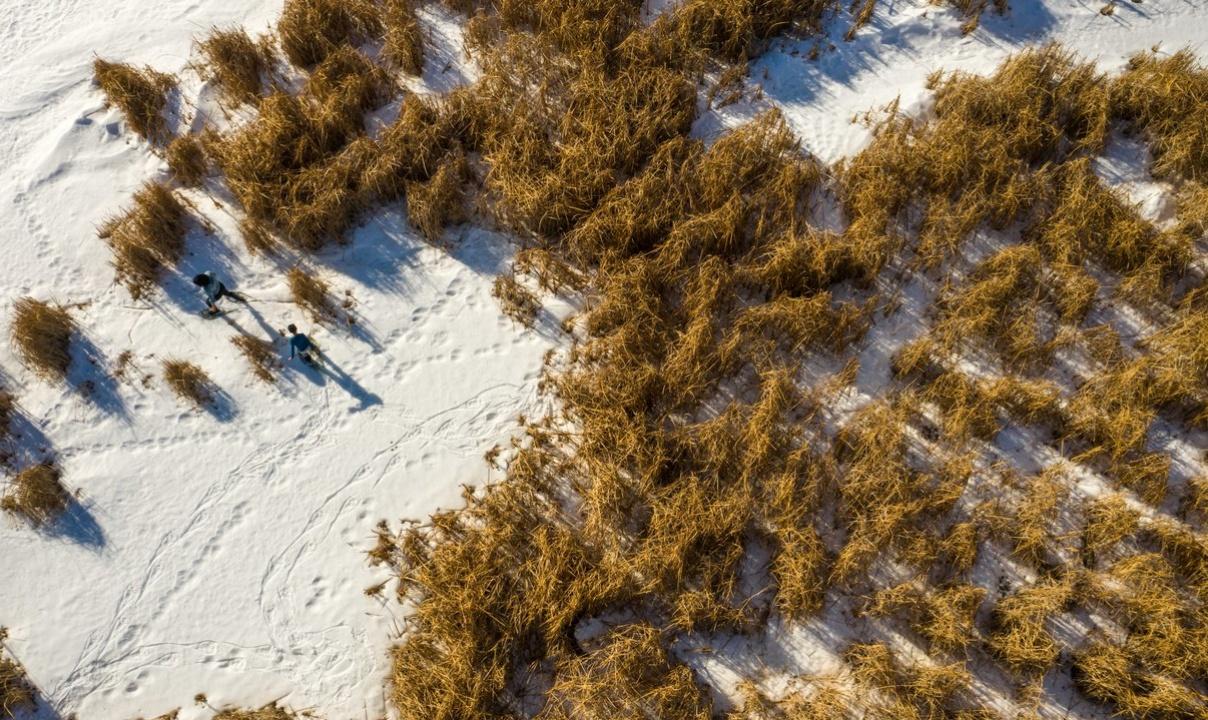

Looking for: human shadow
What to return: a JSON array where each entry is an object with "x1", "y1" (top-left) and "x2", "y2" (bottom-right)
[{"x1": 290, "y1": 351, "x2": 383, "y2": 412}]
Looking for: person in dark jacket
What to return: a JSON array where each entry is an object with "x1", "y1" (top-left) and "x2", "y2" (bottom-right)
[
  {"x1": 287, "y1": 324, "x2": 318, "y2": 365},
  {"x1": 193, "y1": 272, "x2": 245, "y2": 314}
]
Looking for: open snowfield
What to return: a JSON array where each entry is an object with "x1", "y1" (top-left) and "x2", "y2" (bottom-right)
[{"x1": 0, "y1": 0, "x2": 1204, "y2": 718}]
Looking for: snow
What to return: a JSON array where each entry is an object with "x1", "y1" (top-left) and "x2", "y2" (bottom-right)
[{"x1": 0, "y1": 0, "x2": 1204, "y2": 718}]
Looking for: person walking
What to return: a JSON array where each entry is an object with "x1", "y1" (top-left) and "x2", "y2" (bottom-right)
[
  {"x1": 287, "y1": 324, "x2": 318, "y2": 366},
  {"x1": 193, "y1": 272, "x2": 245, "y2": 315}
]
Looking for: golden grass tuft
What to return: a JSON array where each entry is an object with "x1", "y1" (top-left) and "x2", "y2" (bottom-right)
[
  {"x1": 988, "y1": 575, "x2": 1074, "y2": 676},
  {"x1": 99, "y1": 182, "x2": 188, "y2": 299},
  {"x1": 287, "y1": 267, "x2": 340, "y2": 324},
  {"x1": 1081, "y1": 493, "x2": 1139, "y2": 563},
  {"x1": 492, "y1": 271, "x2": 540, "y2": 327},
  {"x1": 92, "y1": 59, "x2": 176, "y2": 143},
  {"x1": 162, "y1": 360, "x2": 215, "y2": 408},
  {"x1": 0, "y1": 652, "x2": 35, "y2": 720},
  {"x1": 1, "y1": 463, "x2": 69, "y2": 527},
  {"x1": 277, "y1": 0, "x2": 383, "y2": 68},
  {"x1": 195, "y1": 27, "x2": 274, "y2": 106},
  {"x1": 406, "y1": 150, "x2": 467, "y2": 243},
  {"x1": 165, "y1": 135, "x2": 207, "y2": 187},
  {"x1": 383, "y1": 0, "x2": 425, "y2": 76},
  {"x1": 10, "y1": 298, "x2": 74, "y2": 383},
  {"x1": 0, "y1": 389, "x2": 13, "y2": 442},
  {"x1": 213, "y1": 704, "x2": 302, "y2": 720},
  {"x1": 231, "y1": 335, "x2": 279, "y2": 384},
  {"x1": 540, "y1": 625, "x2": 712, "y2": 720},
  {"x1": 1112, "y1": 48, "x2": 1208, "y2": 183}
]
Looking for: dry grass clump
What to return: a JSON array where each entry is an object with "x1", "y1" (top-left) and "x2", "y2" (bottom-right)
[
  {"x1": 1, "y1": 463, "x2": 69, "y2": 527},
  {"x1": 99, "y1": 182, "x2": 188, "y2": 299},
  {"x1": 231, "y1": 335, "x2": 279, "y2": 384},
  {"x1": 93, "y1": 59, "x2": 176, "y2": 143},
  {"x1": 277, "y1": 0, "x2": 383, "y2": 67},
  {"x1": 209, "y1": 45, "x2": 393, "y2": 250},
  {"x1": 1112, "y1": 49, "x2": 1208, "y2": 183},
  {"x1": 287, "y1": 268, "x2": 341, "y2": 324},
  {"x1": 213, "y1": 704, "x2": 302, "y2": 720},
  {"x1": 0, "y1": 651, "x2": 35, "y2": 720},
  {"x1": 492, "y1": 272, "x2": 540, "y2": 327},
  {"x1": 10, "y1": 298, "x2": 74, "y2": 382},
  {"x1": 1073, "y1": 639, "x2": 1207, "y2": 719},
  {"x1": 240, "y1": 218, "x2": 280, "y2": 257},
  {"x1": 0, "y1": 389, "x2": 13, "y2": 443},
  {"x1": 988, "y1": 575, "x2": 1075, "y2": 675},
  {"x1": 540, "y1": 625, "x2": 712, "y2": 720},
  {"x1": 1081, "y1": 493, "x2": 1139, "y2": 564},
  {"x1": 165, "y1": 135, "x2": 207, "y2": 187},
  {"x1": 195, "y1": 27, "x2": 273, "y2": 106},
  {"x1": 383, "y1": 0, "x2": 425, "y2": 75},
  {"x1": 865, "y1": 581, "x2": 987, "y2": 652},
  {"x1": 406, "y1": 150, "x2": 467, "y2": 243},
  {"x1": 162, "y1": 360, "x2": 215, "y2": 408}
]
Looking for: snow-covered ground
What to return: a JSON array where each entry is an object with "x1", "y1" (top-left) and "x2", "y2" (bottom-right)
[{"x1": 0, "y1": 0, "x2": 1204, "y2": 718}]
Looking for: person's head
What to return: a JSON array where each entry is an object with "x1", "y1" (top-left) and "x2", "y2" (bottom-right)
[
  {"x1": 192, "y1": 274, "x2": 208, "y2": 287},
  {"x1": 287, "y1": 324, "x2": 298, "y2": 335}
]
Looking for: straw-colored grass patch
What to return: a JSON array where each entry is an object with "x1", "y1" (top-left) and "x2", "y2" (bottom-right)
[
  {"x1": 195, "y1": 27, "x2": 274, "y2": 106},
  {"x1": 166, "y1": 135, "x2": 207, "y2": 187},
  {"x1": 10, "y1": 298, "x2": 74, "y2": 383},
  {"x1": 231, "y1": 335, "x2": 279, "y2": 384},
  {"x1": 99, "y1": 182, "x2": 188, "y2": 299},
  {"x1": 0, "y1": 650, "x2": 35, "y2": 720},
  {"x1": 277, "y1": 0, "x2": 383, "y2": 67},
  {"x1": 162, "y1": 360, "x2": 215, "y2": 408},
  {"x1": 93, "y1": 59, "x2": 176, "y2": 143},
  {"x1": 1, "y1": 463, "x2": 69, "y2": 527}
]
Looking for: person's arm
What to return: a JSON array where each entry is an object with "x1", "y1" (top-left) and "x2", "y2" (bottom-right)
[{"x1": 290, "y1": 339, "x2": 296, "y2": 359}]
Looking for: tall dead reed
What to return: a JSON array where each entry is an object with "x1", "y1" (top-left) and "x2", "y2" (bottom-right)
[
  {"x1": 93, "y1": 59, "x2": 176, "y2": 143},
  {"x1": 99, "y1": 182, "x2": 188, "y2": 299},
  {"x1": 10, "y1": 298, "x2": 74, "y2": 382}
]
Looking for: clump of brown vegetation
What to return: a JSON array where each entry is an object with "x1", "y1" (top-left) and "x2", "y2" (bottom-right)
[
  {"x1": 99, "y1": 182, "x2": 188, "y2": 299},
  {"x1": 1, "y1": 463, "x2": 69, "y2": 527},
  {"x1": 213, "y1": 704, "x2": 303, "y2": 720},
  {"x1": 10, "y1": 298, "x2": 74, "y2": 382},
  {"x1": 406, "y1": 150, "x2": 467, "y2": 243},
  {"x1": 492, "y1": 271, "x2": 540, "y2": 327},
  {"x1": 208, "y1": 44, "x2": 393, "y2": 251},
  {"x1": 92, "y1": 59, "x2": 176, "y2": 143},
  {"x1": 287, "y1": 268, "x2": 340, "y2": 324},
  {"x1": 383, "y1": 0, "x2": 425, "y2": 75},
  {"x1": 277, "y1": 0, "x2": 383, "y2": 67},
  {"x1": 195, "y1": 27, "x2": 274, "y2": 106},
  {"x1": 0, "y1": 637, "x2": 36, "y2": 720},
  {"x1": 1113, "y1": 49, "x2": 1208, "y2": 182},
  {"x1": 988, "y1": 575, "x2": 1075, "y2": 676},
  {"x1": 231, "y1": 335, "x2": 279, "y2": 384},
  {"x1": 165, "y1": 135, "x2": 207, "y2": 187},
  {"x1": 162, "y1": 360, "x2": 215, "y2": 408}
]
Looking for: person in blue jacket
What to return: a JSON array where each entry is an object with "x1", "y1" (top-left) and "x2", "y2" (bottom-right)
[
  {"x1": 288, "y1": 324, "x2": 318, "y2": 365},
  {"x1": 193, "y1": 272, "x2": 245, "y2": 314}
]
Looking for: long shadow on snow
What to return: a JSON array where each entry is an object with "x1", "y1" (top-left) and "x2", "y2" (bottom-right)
[{"x1": 288, "y1": 350, "x2": 383, "y2": 413}]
